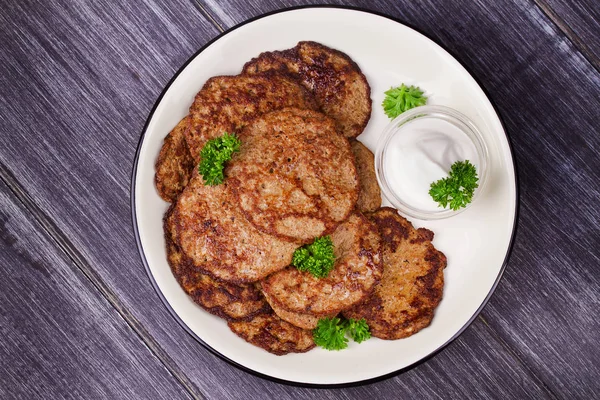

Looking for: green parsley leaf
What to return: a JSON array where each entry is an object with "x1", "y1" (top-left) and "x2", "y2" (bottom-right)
[
  {"x1": 429, "y1": 160, "x2": 479, "y2": 211},
  {"x1": 345, "y1": 318, "x2": 371, "y2": 343},
  {"x1": 313, "y1": 317, "x2": 371, "y2": 351},
  {"x1": 382, "y1": 83, "x2": 428, "y2": 119},
  {"x1": 313, "y1": 317, "x2": 348, "y2": 351},
  {"x1": 292, "y1": 236, "x2": 335, "y2": 278},
  {"x1": 198, "y1": 133, "x2": 241, "y2": 186}
]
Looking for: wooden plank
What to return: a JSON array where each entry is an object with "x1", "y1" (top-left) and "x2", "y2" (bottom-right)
[
  {"x1": 182, "y1": 0, "x2": 600, "y2": 397},
  {"x1": 0, "y1": 0, "x2": 596, "y2": 399},
  {"x1": 535, "y1": 0, "x2": 600, "y2": 71},
  {"x1": 0, "y1": 181, "x2": 191, "y2": 399}
]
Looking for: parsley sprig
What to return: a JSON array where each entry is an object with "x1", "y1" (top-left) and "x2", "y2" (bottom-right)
[
  {"x1": 313, "y1": 317, "x2": 371, "y2": 351},
  {"x1": 198, "y1": 133, "x2": 241, "y2": 186},
  {"x1": 292, "y1": 236, "x2": 335, "y2": 278},
  {"x1": 346, "y1": 318, "x2": 371, "y2": 343},
  {"x1": 429, "y1": 160, "x2": 479, "y2": 211},
  {"x1": 382, "y1": 83, "x2": 427, "y2": 119}
]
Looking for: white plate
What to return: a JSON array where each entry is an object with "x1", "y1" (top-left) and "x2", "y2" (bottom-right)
[{"x1": 132, "y1": 7, "x2": 518, "y2": 386}]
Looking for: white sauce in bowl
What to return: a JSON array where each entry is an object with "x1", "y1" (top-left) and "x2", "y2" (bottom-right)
[{"x1": 383, "y1": 117, "x2": 480, "y2": 212}]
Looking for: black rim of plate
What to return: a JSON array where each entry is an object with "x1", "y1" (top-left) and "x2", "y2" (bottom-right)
[{"x1": 130, "y1": 4, "x2": 521, "y2": 389}]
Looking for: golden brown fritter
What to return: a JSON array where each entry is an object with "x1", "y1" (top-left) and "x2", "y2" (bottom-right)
[
  {"x1": 185, "y1": 73, "x2": 318, "y2": 164},
  {"x1": 343, "y1": 207, "x2": 447, "y2": 340},
  {"x1": 154, "y1": 116, "x2": 195, "y2": 202},
  {"x1": 243, "y1": 41, "x2": 372, "y2": 138},
  {"x1": 227, "y1": 108, "x2": 359, "y2": 244},
  {"x1": 173, "y1": 173, "x2": 297, "y2": 283},
  {"x1": 164, "y1": 206, "x2": 269, "y2": 321},
  {"x1": 260, "y1": 213, "x2": 383, "y2": 316},
  {"x1": 154, "y1": 73, "x2": 317, "y2": 201},
  {"x1": 351, "y1": 140, "x2": 381, "y2": 213},
  {"x1": 260, "y1": 287, "x2": 332, "y2": 330},
  {"x1": 228, "y1": 312, "x2": 316, "y2": 356},
  {"x1": 178, "y1": 267, "x2": 270, "y2": 321}
]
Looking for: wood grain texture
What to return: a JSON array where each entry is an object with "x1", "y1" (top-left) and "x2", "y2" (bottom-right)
[
  {"x1": 535, "y1": 0, "x2": 600, "y2": 71},
  {"x1": 0, "y1": 0, "x2": 598, "y2": 398},
  {"x1": 0, "y1": 180, "x2": 191, "y2": 399}
]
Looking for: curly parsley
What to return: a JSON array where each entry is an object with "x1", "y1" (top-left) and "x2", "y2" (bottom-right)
[
  {"x1": 313, "y1": 317, "x2": 371, "y2": 351},
  {"x1": 346, "y1": 318, "x2": 371, "y2": 343},
  {"x1": 292, "y1": 236, "x2": 335, "y2": 278},
  {"x1": 429, "y1": 160, "x2": 479, "y2": 210},
  {"x1": 313, "y1": 317, "x2": 349, "y2": 350},
  {"x1": 198, "y1": 133, "x2": 241, "y2": 186}
]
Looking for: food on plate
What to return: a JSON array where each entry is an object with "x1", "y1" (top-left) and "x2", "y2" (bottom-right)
[
  {"x1": 187, "y1": 73, "x2": 319, "y2": 164},
  {"x1": 154, "y1": 73, "x2": 318, "y2": 202},
  {"x1": 155, "y1": 116, "x2": 195, "y2": 202},
  {"x1": 198, "y1": 133, "x2": 241, "y2": 186},
  {"x1": 344, "y1": 318, "x2": 372, "y2": 343},
  {"x1": 313, "y1": 317, "x2": 371, "y2": 351},
  {"x1": 429, "y1": 160, "x2": 479, "y2": 210},
  {"x1": 155, "y1": 41, "x2": 448, "y2": 355},
  {"x1": 343, "y1": 207, "x2": 447, "y2": 340},
  {"x1": 291, "y1": 235, "x2": 336, "y2": 279},
  {"x1": 260, "y1": 288, "x2": 329, "y2": 329},
  {"x1": 164, "y1": 206, "x2": 269, "y2": 320},
  {"x1": 227, "y1": 108, "x2": 359, "y2": 243},
  {"x1": 228, "y1": 312, "x2": 316, "y2": 355},
  {"x1": 260, "y1": 213, "x2": 382, "y2": 316},
  {"x1": 350, "y1": 140, "x2": 381, "y2": 213},
  {"x1": 243, "y1": 41, "x2": 371, "y2": 138},
  {"x1": 177, "y1": 267, "x2": 270, "y2": 321},
  {"x1": 382, "y1": 83, "x2": 427, "y2": 119},
  {"x1": 172, "y1": 173, "x2": 297, "y2": 283},
  {"x1": 378, "y1": 104, "x2": 485, "y2": 215}
]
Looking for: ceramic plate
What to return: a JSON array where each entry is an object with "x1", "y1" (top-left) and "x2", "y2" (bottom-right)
[{"x1": 132, "y1": 6, "x2": 518, "y2": 386}]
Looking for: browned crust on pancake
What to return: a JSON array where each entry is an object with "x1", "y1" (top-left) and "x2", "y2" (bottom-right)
[
  {"x1": 179, "y1": 267, "x2": 270, "y2": 322},
  {"x1": 173, "y1": 173, "x2": 297, "y2": 283},
  {"x1": 228, "y1": 312, "x2": 316, "y2": 355},
  {"x1": 260, "y1": 213, "x2": 383, "y2": 316},
  {"x1": 185, "y1": 73, "x2": 318, "y2": 164},
  {"x1": 164, "y1": 206, "x2": 269, "y2": 321},
  {"x1": 155, "y1": 73, "x2": 317, "y2": 201},
  {"x1": 242, "y1": 41, "x2": 372, "y2": 138},
  {"x1": 227, "y1": 108, "x2": 359, "y2": 244},
  {"x1": 154, "y1": 116, "x2": 195, "y2": 202},
  {"x1": 343, "y1": 207, "x2": 447, "y2": 340},
  {"x1": 350, "y1": 140, "x2": 381, "y2": 213},
  {"x1": 260, "y1": 287, "x2": 331, "y2": 330}
]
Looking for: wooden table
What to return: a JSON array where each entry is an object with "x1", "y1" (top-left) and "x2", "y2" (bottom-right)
[{"x1": 1, "y1": 1, "x2": 598, "y2": 398}]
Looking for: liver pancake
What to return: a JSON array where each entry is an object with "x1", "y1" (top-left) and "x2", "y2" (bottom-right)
[
  {"x1": 343, "y1": 207, "x2": 447, "y2": 340},
  {"x1": 227, "y1": 108, "x2": 359, "y2": 244},
  {"x1": 261, "y1": 213, "x2": 383, "y2": 316}
]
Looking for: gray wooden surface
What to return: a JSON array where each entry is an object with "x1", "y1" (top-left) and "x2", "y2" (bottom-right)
[
  {"x1": 0, "y1": 181, "x2": 190, "y2": 399},
  {"x1": 535, "y1": 0, "x2": 600, "y2": 69},
  {"x1": 0, "y1": 0, "x2": 598, "y2": 398}
]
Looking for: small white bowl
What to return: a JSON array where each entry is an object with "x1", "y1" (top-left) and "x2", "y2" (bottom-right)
[{"x1": 375, "y1": 105, "x2": 489, "y2": 220}]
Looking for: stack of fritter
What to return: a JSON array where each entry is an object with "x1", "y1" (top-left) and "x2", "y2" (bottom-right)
[{"x1": 155, "y1": 41, "x2": 446, "y2": 355}]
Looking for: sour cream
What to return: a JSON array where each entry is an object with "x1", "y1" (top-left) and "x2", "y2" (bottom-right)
[{"x1": 382, "y1": 116, "x2": 480, "y2": 212}]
